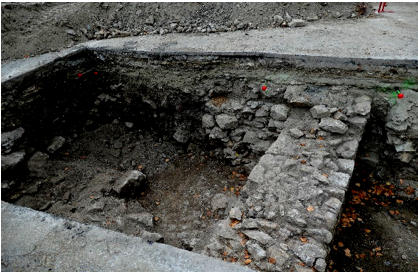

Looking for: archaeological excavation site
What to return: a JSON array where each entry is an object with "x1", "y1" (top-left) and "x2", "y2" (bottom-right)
[{"x1": 1, "y1": 3, "x2": 418, "y2": 272}]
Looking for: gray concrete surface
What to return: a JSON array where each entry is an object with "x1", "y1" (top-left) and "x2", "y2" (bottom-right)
[{"x1": 1, "y1": 201, "x2": 254, "y2": 272}]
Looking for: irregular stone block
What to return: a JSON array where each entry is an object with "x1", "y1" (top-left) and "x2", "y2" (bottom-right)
[
  {"x1": 139, "y1": 230, "x2": 164, "y2": 242},
  {"x1": 290, "y1": 240, "x2": 327, "y2": 266},
  {"x1": 1, "y1": 151, "x2": 25, "y2": 171},
  {"x1": 305, "y1": 229, "x2": 333, "y2": 244},
  {"x1": 229, "y1": 206, "x2": 242, "y2": 220},
  {"x1": 243, "y1": 230, "x2": 274, "y2": 245},
  {"x1": 310, "y1": 105, "x2": 331, "y2": 119},
  {"x1": 27, "y1": 151, "x2": 49, "y2": 176},
  {"x1": 243, "y1": 131, "x2": 258, "y2": 144},
  {"x1": 284, "y1": 86, "x2": 313, "y2": 107},
  {"x1": 270, "y1": 104, "x2": 290, "y2": 121},
  {"x1": 395, "y1": 141, "x2": 416, "y2": 152},
  {"x1": 353, "y1": 100, "x2": 371, "y2": 116},
  {"x1": 202, "y1": 114, "x2": 215, "y2": 128},
  {"x1": 47, "y1": 136, "x2": 66, "y2": 154},
  {"x1": 324, "y1": 197, "x2": 342, "y2": 214},
  {"x1": 333, "y1": 111, "x2": 348, "y2": 121},
  {"x1": 113, "y1": 170, "x2": 146, "y2": 196},
  {"x1": 215, "y1": 114, "x2": 238, "y2": 129},
  {"x1": 398, "y1": 153, "x2": 414, "y2": 163},
  {"x1": 289, "y1": 128, "x2": 304, "y2": 138},
  {"x1": 319, "y1": 118, "x2": 348, "y2": 134},
  {"x1": 337, "y1": 159, "x2": 355, "y2": 174},
  {"x1": 289, "y1": 19, "x2": 306, "y2": 27},
  {"x1": 248, "y1": 164, "x2": 265, "y2": 183},
  {"x1": 329, "y1": 171, "x2": 351, "y2": 189},
  {"x1": 255, "y1": 105, "x2": 270, "y2": 117},
  {"x1": 127, "y1": 212, "x2": 154, "y2": 227},
  {"x1": 173, "y1": 126, "x2": 190, "y2": 144},
  {"x1": 336, "y1": 139, "x2": 359, "y2": 159},
  {"x1": 208, "y1": 127, "x2": 228, "y2": 140},
  {"x1": 1, "y1": 127, "x2": 24, "y2": 150},
  {"x1": 211, "y1": 193, "x2": 229, "y2": 210},
  {"x1": 246, "y1": 242, "x2": 266, "y2": 260},
  {"x1": 267, "y1": 245, "x2": 290, "y2": 267},
  {"x1": 348, "y1": 116, "x2": 367, "y2": 128},
  {"x1": 315, "y1": 258, "x2": 327, "y2": 272}
]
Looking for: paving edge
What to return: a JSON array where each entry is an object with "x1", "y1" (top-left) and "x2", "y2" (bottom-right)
[{"x1": 1, "y1": 201, "x2": 254, "y2": 272}]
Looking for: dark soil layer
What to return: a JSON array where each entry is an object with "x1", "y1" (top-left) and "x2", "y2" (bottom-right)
[{"x1": 329, "y1": 139, "x2": 418, "y2": 271}]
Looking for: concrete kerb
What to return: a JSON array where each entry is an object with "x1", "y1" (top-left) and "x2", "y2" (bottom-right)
[{"x1": 1, "y1": 201, "x2": 254, "y2": 272}]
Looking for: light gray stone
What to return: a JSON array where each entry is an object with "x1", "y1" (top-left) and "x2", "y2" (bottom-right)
[
  {"x1": 214, "y1": 220, "x2": 241, "y2": 241},
  {"x1": 287, "y1": 209, "x2": 307, "y2": 228},
  {"x1": 208, "y1": 127, "x2": 228, "y2": 139},
  {"x1": 273, "y1": 15, "x2": 284, "y2": 24},
  {"x1": 315, "y1": 258, "x2": 327, "y2": 272},
  {"x1": 305, "y1": 229, "x2": 333, "y2": 244},
  {"x1": 333, "y1": 111, "x2": 348, "y2": 121},
  {"x1": 243, "y1": 131, "x2": 258, "y2": 144},
  {"x1": 348, "y1": 116, "x2": 367, "y2": 128},
  {"x1": 113, "y1": 170, "x2": 146, "y2": 195},
  {"x1": 329, "y1": 171, "x2": 351, "y2": 189},
  {"x1": 215, "y1": 114, "x2": 238, "y2": 129},
  {"x1": 337, "y1": 159, "x2": 355, "y2": 174},
  {"x1": 336, "y1": 139, "x2": 359, "y2": 159},
  {"x1": 248, "y1": 164, "x2": 265, "y2": 183},
  {"x1": 173, "y1": 126, "x2": 190, "y2": 143},
  {"x1": 289, "y1": 19, "x2": 306, "y2": 27},
  {"x1": 353, "y1": 101, "x2": 371, "y2": 116},
  {"x1": 310, "y1": 105, "x2": 331, "y2": 119},
  {"x1": 398, "y1": 153, "x2": 414, "y2": 163},
  {"x1": 395, "y1": 141, "x2": 416, "y2": 152},
  {"x1": 1, "y1": 151, "x2": 25, "y2": 171},
  {"x1": 270, "y1": 104, "x2": 290, "y2": 121},
  {"x1": 268, "y1": 119, "x2": 285, "y2": 129},
  {"x1": 229, "y1": 206, "x2": 242, "y2": 220},
  {"x1": 289, "y1": 128, "x2": 304, "y2": 138},
  {"x1": 290, "y1": 240, "x2": 327, "y2": 266},
  {"x1": 211, "y1": 193, "x2": 229, "y2": 210},
  {"x1": 324, "y1": 197, "x2": 342, "y2": 214},
  {"x1": 139, "y1": 230, "x2": 164, "y2": 242},
  {"x1": 1, "y1": 127, "x2": 25, "y2": 149},
  {"x1": 47, "y1": 136, "x2": 66, "y2": 154},
  {"x1": 202, "y1": 114, "x2": 215, "y2": 128},
  {"x1": 266, "y1": 245, "x2": 290, "y2": 267},
  {"x1": 294, "y1": 265, "x2": 312, "y2": 272},
  {"x1": 127, "y1": 212, "x2": 154, "y2": 227},
  {"x1": 255, "y1": 105, "x2": 270, "y2": 117},
  {"x1": 319, "y1": 118, "x2": 348, "y2": 134},
  {"x1": 243, "y1": 230, "x2": 274, "y2": 245},
  {"x1": 246, "y1": 242, "x2": 266, "y2": 260}
]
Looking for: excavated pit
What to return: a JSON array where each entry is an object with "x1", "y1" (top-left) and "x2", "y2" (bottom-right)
[{"x1": 2, "y1": 49, "x2": 417, "y2": 272}]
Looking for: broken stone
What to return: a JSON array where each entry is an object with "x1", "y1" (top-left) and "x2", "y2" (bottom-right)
[
  {"x1": 173, "y1": 126, "x2": 190, "y2": 144},
  {"x1": 270, "y1": 104, "x2": 290, "y2": 121},
  {"x1": 113, "y1": 170, "x2": 146, "y2": 196},
  {"x1": 329, "y1": 171, "x2": 351, "y2": 189},
  {"x1": 139, "y1": 230, "x2": 164, "y2": 242},
  {"x1": 315, "y1": 258, "x2": 327, "y2": 272},
  {"x1": 1, "y1": 127, "x2": 24, "y2": 149},
  {"x1": 248, "y1": 164, "x2": 265, "y2": 183},
  {"x1": 336, "y1": 139, "x2": 359, "y2": 159},
  {"x1": 85, "y1": 200, "x2": 105, "y2": 214},
  {"x1": 255, "y1": 105, "x2": 270, "y2": 117},
  {"x1": 324, "y1": 197, "x2": 342, "y2": 214},
  {"x1": 333, "y1": 111, "x2": 348, "y2": 121},
  {"x1": 348, "y1": 116, "x2": 367, "y2": 128},
  {"x1": 266, "y1": 245, "x2": 290, "y2": 267},
  {"x1": 310, "y1": 105, "x2": 330, "y2": 119},
  {"x1": 290, "y1": 240, "x2": 327, "y2": 266},
  {"x1": 398, "y1": 153, "x2": 414, "y2": 163},
  {"x1": 247, "y1": 242, "x2": 267, "y2": 260},
  {"x1": 215, "y1": 114, "x2": 238, "y2": 129},
  {"x1": 395, "y1": 141, "x2": 416, "y2": 152},
  {"x1": 287, "y1": 209, "x2": 307, "y2": 228},
  {"x1": 145, "y1": 15, "x2": 155, "y2": 25},
  {"x1": 47, "y1": 136, "x2": 66, "y2": 154},
  {"x1": 305, "y1": 229, "x2": 333, "y2": 244},
  {"x1": 284, "y1": 86, "x2": 313, "y2": 107},
  {"x1": 229, "y1": 206, "x2": 242, "y2": 220},
  {"x1": 211, "y1": 193, "x2": 229, "y2": 210},
  {"x1": 125, "y1": 122, "x2": 134, "y2": 128},
  {"x1": 289, "y1": 19, "x2": 306, "y2": 27},
  {"x1": 2, "y1": 151, "x2": 25, "y2": 171},
  {"x1": 243, "y1": 131, "x2": 258, "y2": 144},
  {"x1": 202, "y1": 114, "x2": 215, "y2": 128},
  {"x1": 289, "y1": 128, "x2": 304, "y2": 138},
  {"x1": 337, "y1": 159, "x2": 355, "y2": 174},
  {"x1": 127, "y1": 212, "x2": 154, "y2": 227},
  {"x1": 243, "y1": 230, "x2": 274, "y2": 245},
  {"x1": 208, "y1": 127, "x2": 228, "y2": 140},
  {"x1": 319, "y1": 118, "x2": 348, "y2": 134},
  {"x1": 353, "y1": 99, "x2": 371, "y2": 116},
  {"x1": 27, "y1": 151, "x2": 49, "y2": 176},
  {"x1": 273, "y1": 15, "x2": 284, "y2": 24}
]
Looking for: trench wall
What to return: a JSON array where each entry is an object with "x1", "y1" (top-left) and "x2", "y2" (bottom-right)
[{"x1": 2, "y1": 48, "x2": 417, "y2": 272}]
